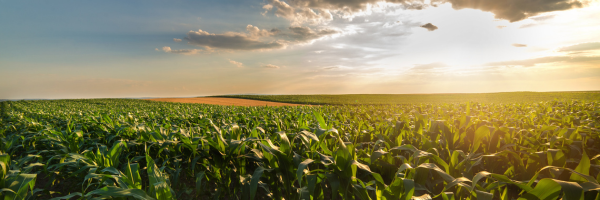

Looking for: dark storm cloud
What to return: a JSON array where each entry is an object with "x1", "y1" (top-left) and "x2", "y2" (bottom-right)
[
  {"x1": 420, "y1": 23, "x2": 438, "y2": 31},
  {"x1": 436, "y1": 0, "x2": 585, "y2": 22},
  {"x1": 559, "y1": 42, "x2": 600, "y2": 52}
]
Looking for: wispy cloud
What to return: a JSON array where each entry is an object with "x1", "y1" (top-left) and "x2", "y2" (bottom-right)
[
  {"x1": 229, "y1": 60, "x2": 244, "y2": 68},
  {"x1": 263, "y1": 64, "x2": 281, "y2": 69},
  {"x1": 159, "y1": 46, "x2": 202, "y2": 55},
  {"x1": 512, "y1": 43, "x2": 527, "y2": 47},
  {"x1": 487, "y1": 56, "x2": 600, "y2": 67},
  {"x1": 185, "y1": 29, "x2": 284, "y2": 50},
  {"x1": 558, "y1": 42, "x2": 600, "y2": 52},
  {"x1": 179, "y1": 25, "x2": 338, "y2": 52},
  {"x1": 173, "y1": 38, "x2": 182, "y2": 42}
]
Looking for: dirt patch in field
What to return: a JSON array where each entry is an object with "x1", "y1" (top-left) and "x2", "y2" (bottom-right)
[{"x1": 146, "y1": 97, "x2": 308, "y2": 107}]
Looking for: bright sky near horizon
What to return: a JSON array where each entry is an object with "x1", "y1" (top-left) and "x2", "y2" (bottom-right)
[{"x1": 1, "y1": 0, "x2": 599, "y2": 99}]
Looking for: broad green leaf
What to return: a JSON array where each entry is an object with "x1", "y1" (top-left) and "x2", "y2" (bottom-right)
[
  {"x1": 122, "y1": 162, "x2": 143, "y2": 190},
  {"x1": 475, "y1": 190, "x2": 493, "y2": 200},
  {"x1": 325, "y1": 173, "x2": 340, "y2": 200},
  {"x1": 48, "y1": 192, "x2": 83, "y2": 200},
  {"x1": 5, "y1": 173, "x2": 36, "y2": 200},
  {"x1": 519, "y1": 179, "x2": 583, "y2": 200},
  {"x1": 196, "y1": 171, "x2": 205, "y2": 194},
  {"x1": 85, "y1": 186, "x2": 155, "y2": 200},
  {"x1": 472, "y1": 126, "x2": 489, "y2": 153},
  {"x1": 296, "y1": 159, "x2": 314, "y2": 187},
  {"x1": 570, "y1": 150, "x2": 591, "y2": 182},
  {"x1": 250, "y1": 167, "x2": 266, "y2": 200}
]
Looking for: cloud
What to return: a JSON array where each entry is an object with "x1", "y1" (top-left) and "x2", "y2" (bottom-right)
[
  {"x1": 512, "y1": 43, "x2": 527, "y2": 47},
  {"x1": 487, "y1": 56, "x2": 600, "y2": 67},
  {"x1": 262, "y1": 4, "x2": 274, "y2": 15},
  {"x1": 182, "y1": 25, "x2": 337, "y2": 51},
  {"x1": 263, "y1": 64, "x2": 281, "y2": 69},
  {"x1": 264, "y1": 0, "x2": 587, "y2": 25},
  {"x1": 269, "y1": 0, "x2": 296, "y2": 19},
  {"x1": 287, "y1": 0, "x2": 427, "y2": 13},
  {"x1": 246, "y1": 25, "x2": 277, "y2": 38},
  {"x1": 531, "y1": 14, "x2": 555, "y2": 21},
  {"x1": 280, "y1": 26, "x2": 339, "y2": 41},
  {"x1": 160, "y1": 46, "x2": 201, "y2": 55},
  {"x1": 229, "y1": 60, "x2": 244, "y2": 68},
  {"x1": 497, "y1": 25, "x2": 507, "y2": 29},
  {"x1": 438, "y1": 0, "x2": 585, "y2": 22},
  {"x1": 184, "y1": 29, "x2": 285, "y2": 50},
  {"x1": 519, "y1": 23, "x2": 537, "y2": 28},
  {"x1": 558, "y1": 42, "x2": 600, "y2": 52},
  {"x1": 411, "y1": 62, "x2": 450, "y2": 70},
  {"x1": 420, "y1": 23, "x2": 438, "y2": 31},
  {"x1": 265, "y1": 0, "x2": 334, "y2": 24},
  {"x1": 173, "y1": 38, "x2": 182, "y2": 42}
]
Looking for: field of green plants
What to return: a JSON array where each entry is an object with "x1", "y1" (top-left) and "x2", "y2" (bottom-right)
[
  {"x1": 215, "y1": 92, "x2": 600, "y2": 105},
  {"x1": 1, "y1": 98, "x2": 599, "y2": 199}
]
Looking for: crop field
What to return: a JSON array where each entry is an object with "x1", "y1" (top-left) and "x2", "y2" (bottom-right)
[
  {"x1": 1, "y1": 97, "x2": 600, "y2": 200},
  {"x1": 214, "y1": 92, "x2": 600, "y2": 105}
]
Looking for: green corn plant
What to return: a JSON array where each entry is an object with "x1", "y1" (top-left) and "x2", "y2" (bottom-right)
[
  {"x1": 0, "y1": 154, "x2": 38, "y2": 200},
  {"x1": 2, "y1": 98, "x2": 600, "y2": 199}
]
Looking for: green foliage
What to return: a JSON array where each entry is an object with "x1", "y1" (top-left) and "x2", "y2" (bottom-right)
[
  {"x1": 214, "y1": 92, "x2": 600, "y2": 104},
  {"x1": 1, "y1": 98, "x2": 600, "y2": 199}
]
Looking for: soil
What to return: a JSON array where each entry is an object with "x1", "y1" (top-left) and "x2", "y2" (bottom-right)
[{"x1": 145, "y1": 97, "x2": 309, "y2": 107}]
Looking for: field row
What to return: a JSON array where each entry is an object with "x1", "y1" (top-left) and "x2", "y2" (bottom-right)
[
  {"x1": 214, "y1": 92, "x2": 600, "y2": 105},
  {"x1": 1, "y1": 98, "x2": 599, "y2": 199}
]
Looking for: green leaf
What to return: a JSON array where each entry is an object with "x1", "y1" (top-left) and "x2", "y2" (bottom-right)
[
  {"x1": 571, "y1": 150, "x2": 590, "y2": 182},
  {"x1": 0, "y1": 188, "x2": 15, "y2": 195},
  {"x1": 196, "y1": 171, "x2": 205, "y2": 194},
  {"x1": 370, "y1": 149, "x2": 388, "y2": 165},
  {"x1": 48, "y1": 192, "x2": 83, "y2": 200},
  {"x1": 441, "y1": 192, "x2": 455, "y2": 200},
  {"x1": 306, "y1": 174, "x2": 317, "y2": 199},
  {"x1": 145, "y1": 154, "x2": 174, "y2": 200},
  {"x1": 400, "y1": 179, "x2": 414, "y2": 200},
  {"x1": 472, "y1": 126, "x2": 489, "y2": 153},
  {"x1": 5, "y1": 173, "x2": 36, "y2": 200},
  {"x1": 325, "y1": 173, "x2": 340, "y2": 200},
  {"x1": 123, "y1": 162, "x2": 143, "y2": 190},
  {"x1": 313, "y1": 111, "x2": 328, "y2": 129},
  {"x1": 299, "y1": 130, "x2": 319, "y2": 142},
  {"x1": 519, "y1": 179, "x2": 582, "y2": 200},
  {"x1": 475, "y1": 190, "x2": 493, "y2": 200},
  {"x1": 351, "y1": 178, "x2": 371, "y2": 200},
  {"x1": 250, "y1": 167, "x2": 267, "y2": 200},
  {"x1": 85, "y1": 186, "x2": 155, "y2": 200},
  {"x1": 296, "y1": 159, "x2": 314, "y2": 187}
]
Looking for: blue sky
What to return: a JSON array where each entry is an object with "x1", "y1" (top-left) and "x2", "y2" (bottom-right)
[{"x1": 1, "y1": 0, "x2": 599, "y2": 99}]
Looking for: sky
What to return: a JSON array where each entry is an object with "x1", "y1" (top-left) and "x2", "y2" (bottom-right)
[{"x1": 1, "y1": 0, "x2": 599, "y2": 99}]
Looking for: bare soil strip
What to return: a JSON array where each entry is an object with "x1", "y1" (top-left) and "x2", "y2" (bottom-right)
[{"x1": 146, "y1": 97, "x2": 308, "y2": 107}]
